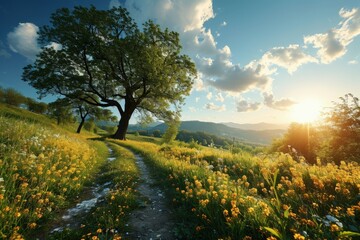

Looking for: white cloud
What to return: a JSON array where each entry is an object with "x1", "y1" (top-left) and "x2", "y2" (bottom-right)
[
  {"x1": 195, "y1": 97, "x2": 200, "y2": 102},
  {"x1": 221, "y1": 21, "x2": 227, "y2": 27},
  {"x1": 7, "y1": 23, "x2": 40, "y2": 60},
  {"x1": 236, "y1": 100, "x2": 261, "y2": 112},
  {"x1": 205, "y1": 102, "x2": 226, "y2": 111},
  {"x1": 304, "y1": 8, "x2": 360, "y2": 63},
  {"x1": 348, "y1": 59, "x2": 358, "y2": 64},
  {"x1": 193, "y1": 73, "x2": 205, "y2": 91},
  {"x1": 206, "y1": 92, "x2": 212, "y2": 100},
  {"x1": 189, "y1": 107, "x2": 196, "y2": 112},
  {"x1": 263, "y1": 92, "x2": 296, "y2": 110},
  {"x1": 119, "y1": 0, "x2": 214, "y2": 32},
  {"x1": 259, "y1": 44, "x2": 318, "y2": 74},
  {"x1": 215, "y1": 92, "x2": 224, "y2": 102},
  {"x1": 45, "y1": 42, "x2": 62, "y2": 51}
]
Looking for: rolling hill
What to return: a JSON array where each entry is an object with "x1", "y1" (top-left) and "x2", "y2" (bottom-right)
[{"x1": 149, "y1": 120, "x2": 285, "y2": 144}]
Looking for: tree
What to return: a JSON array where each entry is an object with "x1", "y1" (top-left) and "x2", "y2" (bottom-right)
[
  {"x1": 2, "y1": 88, "x2": 26, "y2": 107},
  {"x1": 322, "y1": 93, "x2": 360, "y2": 163},
  {"x1": 161, "y1": 115, "x2": 180, "y2": 144},
  {"x1": 47, "y1": 98, "x2": 74, "y2": 125},
  {"x1": 26, "y1": 98, "x2": 48, "y2": 114},
  {"x1": 270, "y1": 122, "x2": 319, "y2": 164},
  {"x1": 22, "y1": 6, "x2": 196, "y2": 140}
]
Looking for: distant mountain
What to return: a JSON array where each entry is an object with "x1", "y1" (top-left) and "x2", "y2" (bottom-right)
[
  {"x1": 151, "y1": 120, "x2": 285, "y2": 144},
  {"x1": 128, "y1": 121, "x2": 162, "y2": 131},
  {"x1": 223, "y1": 122, "x2": 288, "y2": 131}
]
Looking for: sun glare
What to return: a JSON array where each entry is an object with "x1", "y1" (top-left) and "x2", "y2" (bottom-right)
[{"x1": 291, "y1": 99, "x2": 322, "y2": 123}]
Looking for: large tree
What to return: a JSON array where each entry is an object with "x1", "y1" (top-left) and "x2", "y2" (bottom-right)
[
  {"x1": 321, "y1": 93, "x2": 360, "y2": 163},
  {"x1": 22, "y1": 6, "x2": 196, "y2": 139}
]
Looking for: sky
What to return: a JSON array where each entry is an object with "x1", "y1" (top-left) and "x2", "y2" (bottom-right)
[{"x1": 0, "y1": 0, "x2": 359, "y2": 124}]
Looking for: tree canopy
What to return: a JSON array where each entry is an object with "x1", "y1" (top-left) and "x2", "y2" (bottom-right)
[{"x1": 22, "y1": 5, "x2": 196, "y2": 139}]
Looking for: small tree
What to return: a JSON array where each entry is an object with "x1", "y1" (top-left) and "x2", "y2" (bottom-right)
[
  {"x1": 47, "y1": 98, "x2": 74, "y2": 125},
  {"x1": 161, "y1": 115, "x2": 180, "y2": 144},
  {"x1": 3, "y1": 88, "x2": 26, "y2": 107},
  {"x1": 26, "y1": 98, "x2": 48, "y2": 114}
]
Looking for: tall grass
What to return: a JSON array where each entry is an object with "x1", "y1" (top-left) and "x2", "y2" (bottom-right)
[
  {"x1": 0, "y1": 106, "x2": 106, "y2": 239},
  {"x1": 116, "y1": 139, "x2": 360, "y2": 239}
]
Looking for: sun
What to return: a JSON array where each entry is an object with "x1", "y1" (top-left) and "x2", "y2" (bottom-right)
[{"x1": 291, "y1": 99, "x2": 322, "y2": 123}]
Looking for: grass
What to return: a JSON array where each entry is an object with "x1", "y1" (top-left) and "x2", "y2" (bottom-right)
[
  {"x1": 115, "y1": 138, "x2": 360, "y2": 239},
  {"x1": 0, "y1": 104, "x2": 142, "y2": 239},
  {"x1": 48, "y1": 142, "x2": 140, "y2": 240}
]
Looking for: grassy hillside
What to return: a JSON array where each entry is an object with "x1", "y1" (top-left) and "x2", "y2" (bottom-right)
[
  {"x1": 0, "y1": 104, "x2": 108, "y2": 238},
  {"x1": 113, "y1": 138, "x2": 360, "y2": 239}
]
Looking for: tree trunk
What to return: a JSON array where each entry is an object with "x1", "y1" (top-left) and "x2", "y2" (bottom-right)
[
  {"x1": 76, "y1": 117, "x2": 86, "y2": 133},
  {"x1": 113, "y1": 113, "x2": 131, "y2": 140}
]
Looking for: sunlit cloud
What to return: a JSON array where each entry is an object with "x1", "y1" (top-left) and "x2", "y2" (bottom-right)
[
  {"x1": 259, "y1": 44, "x2": 318, "y2": 74},
  {"x1": 7, "y1": 23, "x2": 40, "y2": 60},
  {"x1": 220, "y1": 21, "x2": 227, "y2": 27},
  {"x1": 206, "y1": 92, "x2": 212, "y2": 100},
  {"x1": 189, "y1": 107, "x2": 197, "y2": 112},
  {"x1": 236, "y1": 100, "x2": 261, "y2": 112},
  {"x1": 215, "y1": 92, "x2": 224, "y2": 102},
  {"x1": 263, "y1": 92, "x2": 297, "y2": 111},
  {"x1": 348, "y1": 59, "x2": 358, "y2": 64},
  {"x1": 205, "y1": 102, "x2": 226, "y2": 111},
  {"x1": 304, "y1": 8, "x2": 360, "y2": 63},
  {"x1": 7, "y1": 22, "x2": 63, "y2": 61}
]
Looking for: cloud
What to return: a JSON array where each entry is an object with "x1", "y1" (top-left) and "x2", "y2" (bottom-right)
[
  {"x1": 206, "y1": 92, "x2": 212, "y2": 100},
  {"x1": 118, "y1": 0, "x2": 214, "y2": 32},
  {"x1": 236, "y1": 100, "x2": 261, "y2": 112},
  {"x1": 304, "y1": 8, "x2": 360, "y2": 63},
  {"x1": 263, "y1": 92, "x2": 296, "y2": 110},
  {"x1": 189, "y1": 107, "x2": 196, "y2": 112},
  {"x1": 205, "y1": 102, "x2": 226, "y2": 111},
  {"x1": 195, "y1": 97, "x2": 200, "y2": 102},
  {"x1": 259, "y1": 44, "x2": 318, "y2": 74},
  {"x1": 7, "y1": 23, "x2": 40, "y2": 60},
  {"x1": 220, "y1": 21, "x2": 227, "y2": 27},
  {"x1": 348, "y1": 59, "x2": 358, "y2": 64},
  {"x1": 0, "y1": 41, "x2": 11, "y2": 58},
  {"x1": 215, "y1": 92, "x2": 224, "y2": 102}
]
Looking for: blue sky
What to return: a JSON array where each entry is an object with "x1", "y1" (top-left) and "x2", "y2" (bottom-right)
[{"x1": 0, "y1": 0, "x2": 359, "y2": 124}]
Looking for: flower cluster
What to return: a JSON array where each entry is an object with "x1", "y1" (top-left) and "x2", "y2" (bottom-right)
[{"x1": 118, "y1": 138, "x2": 360, "y2": 239}]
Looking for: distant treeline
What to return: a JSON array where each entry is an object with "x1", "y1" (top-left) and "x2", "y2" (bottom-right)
[
  {"x1": 0, "y1": 87, "x2": 48, "y2": 114},
  {"x1": 0, "y1": 87, "x2": 116, "y2": 133}
]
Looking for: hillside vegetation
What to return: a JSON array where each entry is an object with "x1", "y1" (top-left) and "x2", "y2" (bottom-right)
[
  {"x1": 113, "y1": 138, "x2": 360, "y2": 239},
  {"x1": 1, "y1": 103, "x2": 359, "y2": 239},
  {"x1": 0, "y1": 104, "x2": 138, "y2": 239}
]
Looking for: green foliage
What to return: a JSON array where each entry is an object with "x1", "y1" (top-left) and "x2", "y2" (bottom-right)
[
  {"x1": 322, "y1": 93, "x2": 360, "y2": 163},
  {"x1": 22, "y1": 5, "x2": 196, "y2": 140},
  {"x1": 162, "y1": 116, "x2": 180, "y2": 144},
  {"x1": 152, "y1": 130, "x2": 162, "y2": 138},
  {"x1": 47, "y1": 99, "x2": 75, "y2": 125},
  {"x1": 26, "y1": 98, "x2": 48, "y2": 114},
  {"x1": 1, "y1": 88, "x2": 26, "y2": 107},
  {"x1": 270, "y1": 122, "x2": 319, "y2": 164}
]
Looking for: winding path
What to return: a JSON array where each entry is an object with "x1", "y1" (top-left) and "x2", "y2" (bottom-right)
[{"x1": 126, "y1": 154, "x2": 176, "y2": 240}]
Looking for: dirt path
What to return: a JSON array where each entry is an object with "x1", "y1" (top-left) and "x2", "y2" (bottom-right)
[{"x1": 126, "y1": 154, "x2": 176, "y2": 240}]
